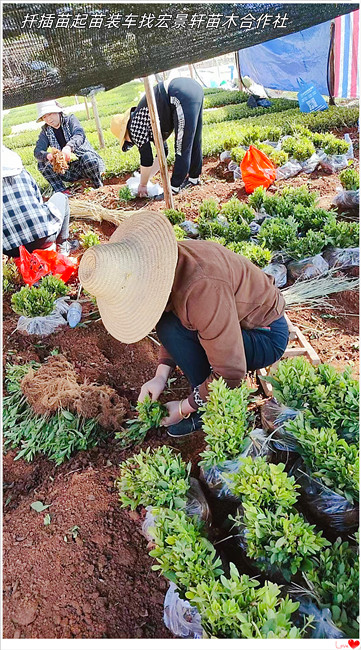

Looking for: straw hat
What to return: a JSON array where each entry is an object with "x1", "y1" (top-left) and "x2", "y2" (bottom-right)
[
  {"x1": 78, "y1": 210, "x2": 178, "y2": 343},
  {"x1": 36, "y1": 100, "x2": 63, "y2": 122},
  {"x1": 110, "y1": 109, "x2": 131, "y2": 148}
]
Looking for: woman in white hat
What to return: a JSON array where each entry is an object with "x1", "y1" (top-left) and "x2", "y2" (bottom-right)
[
  {"x1": 34, "y1": 100, "x2": 105, "y2": 194},
  {"x1": 79, "y1": 211, "x2": 289, "y2": 438}
]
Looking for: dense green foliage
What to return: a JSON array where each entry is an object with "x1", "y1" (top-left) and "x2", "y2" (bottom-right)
[
  {"x1": 173, "y1": 224, "x2": 186, "y2": 240},
  {"x1": 116, "y1": 396, "x2": 168, "y2": 449},
  {"x1": 40, "y1": 275, "x2": 69, "y2": 300},
  {"x1": 118, "y1": 186, "x2": 134, "y2": 201},
  {"x1": 149, "y1": 508, "x2": 223, "y2": 596},
  {"x1": 220, "y1": 197, "x2": 255, "y2": 223},
  {"x1": 284, "y1": 230, "x2": 326, "y2": 260},
  {"x1": 323, "y1": 218, "x2": 359, "y2": 248},
  {"x1": 258, "y1": 217, "x2": 298, "y2": 251},
  {"x1": 230, "y1": 146, "x2": 246, "y2": 164},
  {"x1": 305, "y1": 538, "x2": 359, "y2": 635},
  {"x1": 199, "y1": 378, "x2": 253, "y2": 468},
  {"x1": 80, "y1": 230, "x2": 100, "y2": 248},
  {"x1": 237, "y1": 504, "x2": 329, "y2": 581},
  {"x1": 268, "y1": 357, "x2": 359, "y2": 436},
  {"x1": 226, "y1": 241, "x2": 272, "y2": 267},
  {"x1": 225, "y1": 457, "x2": 299, "y2": 510},
  {"x1": 285, "y1": 415, "x2": 359, "y2": 503},
  {"x1": 116, "y1": 446, "x2": 190, "y2": 510},
  {"x1": 339, "y1": 167, "x2": 359, "y2": 191},
  {"x1": 163, "y1": 208, "x2": 185, "y2": 225},
  {"x1": 199, "y1": 198, "x2": 220, "y2": 220},
  {"x1": 187, "y1": 564, "x2": 303, "y2": 639},
  {"x1": 3, "y1": 260, "x2": 21, "y2": 293}
]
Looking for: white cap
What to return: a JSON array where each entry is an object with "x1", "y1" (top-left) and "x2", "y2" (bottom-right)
[
  {"x1": 2, "y1": 145, "x2": 23, "y2": 177},
  {"x1": 36, "y1": 100, "x2": 63, "y2": 122}
]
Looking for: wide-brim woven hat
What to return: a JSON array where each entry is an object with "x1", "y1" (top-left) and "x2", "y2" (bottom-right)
[
  {"x1": 110, "y1": 109, "x2": 131, "y2": 147},
  {"x1": 78, "y1": 210, "x2": 178, "y2": 344},
  {"x1": 36, "y1": 100, "x2": 63, "y2": 122}
]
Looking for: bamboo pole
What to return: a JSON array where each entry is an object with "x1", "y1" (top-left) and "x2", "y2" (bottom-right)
[
  {"x1": 143, "y1": 76, "x2": 174, "y2": 209},
  {"x1": 90, "y1": 93, "x2": 105, "y2": 149},
  {"x1": 188, "y1": 64, "x2": 195, "y2": 79}
]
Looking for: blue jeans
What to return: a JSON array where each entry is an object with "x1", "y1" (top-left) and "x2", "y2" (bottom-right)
[{"x1": 156, "y1": 312, "x2": 289, "y2": 388}]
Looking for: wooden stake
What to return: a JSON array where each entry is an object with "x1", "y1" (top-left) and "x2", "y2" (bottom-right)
[
  {"x1": 84, "y1": 97, "x2": 90, "y2": 120},
  {"x1": 143, "y1": 76, "x2": 174, "y2": 209},
  {"x1": 90, "y1": 94, "x2": 105, "y2": 149},
  {"x1": 188, "y1": 64, "x2": 195, "y2": 79}
]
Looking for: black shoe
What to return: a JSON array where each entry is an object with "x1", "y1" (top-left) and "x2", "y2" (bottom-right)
[
  {"x1": 154, "y1": 187, "x2": 180, "y2": 202},
  {"x1": 167, "y1": 412, "x2": 203, "y2": 438},
  {"x1": 180, "y1": 178, "x2": 200, "y2": 191}
]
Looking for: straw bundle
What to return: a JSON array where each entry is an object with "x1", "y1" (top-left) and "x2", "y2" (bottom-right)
[
  {"x1": 69, "y1": 198, "x2": 137, "y2": 226},
  {"x1": 282, "y1": 270, "x2": 359, "y2": 309}
]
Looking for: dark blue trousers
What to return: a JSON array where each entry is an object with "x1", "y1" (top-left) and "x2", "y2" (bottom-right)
[{"x1": 156, "y1": 312, "x2": 289, "y2": 388}]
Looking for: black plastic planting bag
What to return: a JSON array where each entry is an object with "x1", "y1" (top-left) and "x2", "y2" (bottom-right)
[
  {"x1": 163, "y1": 582, "x2": 204, "y2": 639},
  {"x1": 260, "y1": 399, "x2": 300, "y2": 451},
  {"x1": 199, "y1": 429, "x2": 270, "y2": 499},
  {"x1": 289, "y1": 458, "x2": 359, "y2": 533},
  {"x1": 186, "y1": 477, "x2": 212, "y2": 526},
  {"x1": 287, "y1": 254, "x2": 329, "y2": 282},
  {"x1": 332, "y1": 190, "x2": 359, "y2": 216},
  {"x1": 323, "y1": 247, "x2": 359, "y2": 270}
]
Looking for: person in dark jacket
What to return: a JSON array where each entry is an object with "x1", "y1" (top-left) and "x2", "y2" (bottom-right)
[
  {"x1": 110, "y1": 78, "x2": 204, "y2": 198},
  {"x1": 34, "y1": 100, "x2": 105, "y2": 194}
]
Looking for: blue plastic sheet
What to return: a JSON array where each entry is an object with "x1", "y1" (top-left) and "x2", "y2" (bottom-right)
[{"x1": 238, "y1": 20, "x2": 331, "y2": 95}]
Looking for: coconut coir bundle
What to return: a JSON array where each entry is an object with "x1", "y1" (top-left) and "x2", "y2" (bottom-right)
[{"x1": 21, "y1": 355, "x2": 129, "y2": 430}]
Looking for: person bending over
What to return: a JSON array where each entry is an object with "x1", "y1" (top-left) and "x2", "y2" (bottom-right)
[{"x1": 78, "y1": 210, "x2": 289, "y2": 437}]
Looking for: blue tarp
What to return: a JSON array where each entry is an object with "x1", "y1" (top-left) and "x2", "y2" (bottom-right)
[{"x1": 238, "y1": 20, "x2": 331, "y2": 95}]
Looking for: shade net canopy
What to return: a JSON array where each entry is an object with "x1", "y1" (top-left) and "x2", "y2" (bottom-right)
[{"x1": 3, "y1": 3, "x2": 355, "y2": 108}]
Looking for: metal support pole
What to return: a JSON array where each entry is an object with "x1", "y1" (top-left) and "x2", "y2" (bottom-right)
[
  {"x1": 90, "y1": 94, "x2": 105, "y2": 149},
  {"x1": 143, "y1": 76, "x2": 174, "y2": 209}
]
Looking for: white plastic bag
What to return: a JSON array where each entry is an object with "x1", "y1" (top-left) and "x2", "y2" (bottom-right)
[
  {"x1": 163, "y1": 583, "x2": 204, "y2": 639},
  {"x1": 318, "y1": 153, "x2": 348, "y2": 174},
  {"x1": 300, "y1": 153, "x2": 322, "y2": 174},
  {"x1": 16, "y1": 297, "x2": 70, "y2": 336},
  {"x1": 276, "y1": 159, "x2": 303, "y2": 180},
  {"x1": 126, "y1": 171, "x2": 163, "y2": 198},
  {"x1": 220, "y1": 150, "x2": 231, "y2": 163},
  {"x1": 262, "y1": 262, "x2": 288, "y2": 288}
]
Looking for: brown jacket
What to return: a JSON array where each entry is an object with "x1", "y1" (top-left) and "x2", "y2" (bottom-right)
[{"x1": 159, "y1": 240, "x2": 285, "y2": 409}]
